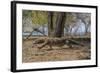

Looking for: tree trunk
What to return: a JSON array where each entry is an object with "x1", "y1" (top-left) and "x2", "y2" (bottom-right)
[
  {"x1": 48, "y1": 12, "x2": 53, "y2": 37},
  {"x1": 54, "y1": 12, "x2": 66, "y2": 37}
]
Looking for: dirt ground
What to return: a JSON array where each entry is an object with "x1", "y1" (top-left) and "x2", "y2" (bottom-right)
[{"x1": 22, "y1": 38, "x2": 91, "y2": 63}]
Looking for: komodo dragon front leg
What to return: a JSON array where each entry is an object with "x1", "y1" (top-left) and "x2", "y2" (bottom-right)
[{"x1": 38, "y1": 39, "x2": 53, "y2": 50}]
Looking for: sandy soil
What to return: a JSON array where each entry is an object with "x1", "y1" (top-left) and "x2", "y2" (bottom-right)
[{"x1": 22, "y1": 38, "x2": 90, "y2": 63}]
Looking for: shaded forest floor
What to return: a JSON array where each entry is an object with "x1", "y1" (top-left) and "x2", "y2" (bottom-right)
[{"x1": 22, "y1": 37, "x2": 91, "y2": 63}]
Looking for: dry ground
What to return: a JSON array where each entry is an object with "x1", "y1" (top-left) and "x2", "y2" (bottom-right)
[{"x1": 22, "y1": 38, "x2": 90, "y2": 63}]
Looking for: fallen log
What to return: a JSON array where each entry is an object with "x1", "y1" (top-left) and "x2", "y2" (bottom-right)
[
  {"x1": 68, "y1": 39, "x2": 85, "y2": 46},
  {"x1": 24, "y1": 28, "x2": 47, "y2": 40},
  {"x1": 25, "y1": 30, "x2": 34, "y2": 40},
  {"x1": 33, "y1": 28, "x2": 47, "y2": 36}
]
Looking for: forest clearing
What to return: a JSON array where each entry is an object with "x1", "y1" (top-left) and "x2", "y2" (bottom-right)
[
  {"x1": 22, "y1": 10, "x2": 91, "y2": 63},
  {"x1": 22, "y1": 36, "x2": 90, "y2": 63}
]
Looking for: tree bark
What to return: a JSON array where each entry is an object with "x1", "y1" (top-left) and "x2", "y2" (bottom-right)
[
  {"x1": 48, "y1": 12, "x2": 53, "y2": 37},
  {"x1": 54, "y1": 12, "x2": 66, "y2": 37}
]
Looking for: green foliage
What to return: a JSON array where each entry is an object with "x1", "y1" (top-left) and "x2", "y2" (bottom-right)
[
  {"x1": 31, "y1": 11, "x2": 48, "y2": 25},
  {"x1": 23, "y1": 10, "x2": 48, "y2": 26},
  {"x1": 65, "y1": 13, "x2": 77, "y2": 26},
  {"x1": 22, "y1": 10, "x2": 77, "y2": 27}
]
